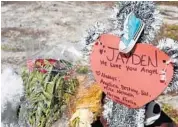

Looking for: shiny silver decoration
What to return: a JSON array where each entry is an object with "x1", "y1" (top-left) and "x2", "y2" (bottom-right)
[{"x1": 157, "y1": 38, "x2": 178, "y2": 94}]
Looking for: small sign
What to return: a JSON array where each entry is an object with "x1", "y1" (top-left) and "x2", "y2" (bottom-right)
[{"x1": 90, "y1": 34, "x2": 174, "y2": 108}]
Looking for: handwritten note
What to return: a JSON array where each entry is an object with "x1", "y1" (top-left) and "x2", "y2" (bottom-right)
[{"x1": 90, "y1": 34, "x2": 174, "y2": 108}]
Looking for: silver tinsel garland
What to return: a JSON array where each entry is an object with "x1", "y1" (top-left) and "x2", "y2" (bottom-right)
[
  {"x1": 82, "y1": 1, "x2": 164, "y2": 127},
  {"x1": 103, "y1": 98, "x2": 145, "y2": 127},
  {"x1": 157, "y1": 38, "x2": 178, "y2": 94}
]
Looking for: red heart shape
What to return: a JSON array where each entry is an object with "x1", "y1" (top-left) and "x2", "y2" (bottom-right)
[{"x1": 90, "y1": 34, "x2": 174, "y2": 108}]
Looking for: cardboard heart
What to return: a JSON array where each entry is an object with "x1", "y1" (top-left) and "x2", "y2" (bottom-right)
[{"x1": 90, "y1": 34, "x2": 174, "y2": 108}]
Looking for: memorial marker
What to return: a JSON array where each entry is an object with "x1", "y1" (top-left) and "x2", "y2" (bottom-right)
[{"x1": 90, "y1": 34, "x2": 174, "y2": 108}]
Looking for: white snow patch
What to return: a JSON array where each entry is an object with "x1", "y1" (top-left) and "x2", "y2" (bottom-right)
[{"x1": 1, "y1": 68, "x2": 24, "y2": 126}]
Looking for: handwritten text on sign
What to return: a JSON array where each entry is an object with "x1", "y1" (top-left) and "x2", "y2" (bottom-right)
[{"x1": 90, "y1": 34, "x2": 173, "y2": 108}]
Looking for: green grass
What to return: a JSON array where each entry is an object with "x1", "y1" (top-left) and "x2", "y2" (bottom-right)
[
  {"x1": 1, "y1": 44, "x2": 23, "y2": 52},
  {"x1": 162, "y1": 103, "x2": 178, "y2": 123},
  {"x1": 153, "y1": 24, "x2": 178, "y2": 45},
  {"x1": 163, "y1": 24, "x2": 178, "y2": 40}
]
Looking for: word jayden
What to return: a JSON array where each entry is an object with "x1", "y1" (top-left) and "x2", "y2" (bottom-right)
[{"x1": 106, "y1": 47, "x2": 158, "y2": 68}]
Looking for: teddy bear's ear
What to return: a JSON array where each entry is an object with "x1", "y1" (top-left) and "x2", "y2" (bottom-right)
[{"x1": 145, "y1": 101, "x2": 161, "y2": 126}]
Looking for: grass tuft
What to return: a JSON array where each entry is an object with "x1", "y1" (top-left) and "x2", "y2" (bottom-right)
[{"x1": 153, "y1": 24, "x2": 178, "y2": 45}]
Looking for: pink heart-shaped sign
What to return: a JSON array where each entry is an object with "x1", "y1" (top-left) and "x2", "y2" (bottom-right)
[{"x1": 90, "y1": 34, "x2": 173, "y2": 108}]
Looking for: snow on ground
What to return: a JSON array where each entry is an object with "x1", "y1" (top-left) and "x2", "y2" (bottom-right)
[{"x1": 1, "y1": 68, "x2": 24, "y2": 127}]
